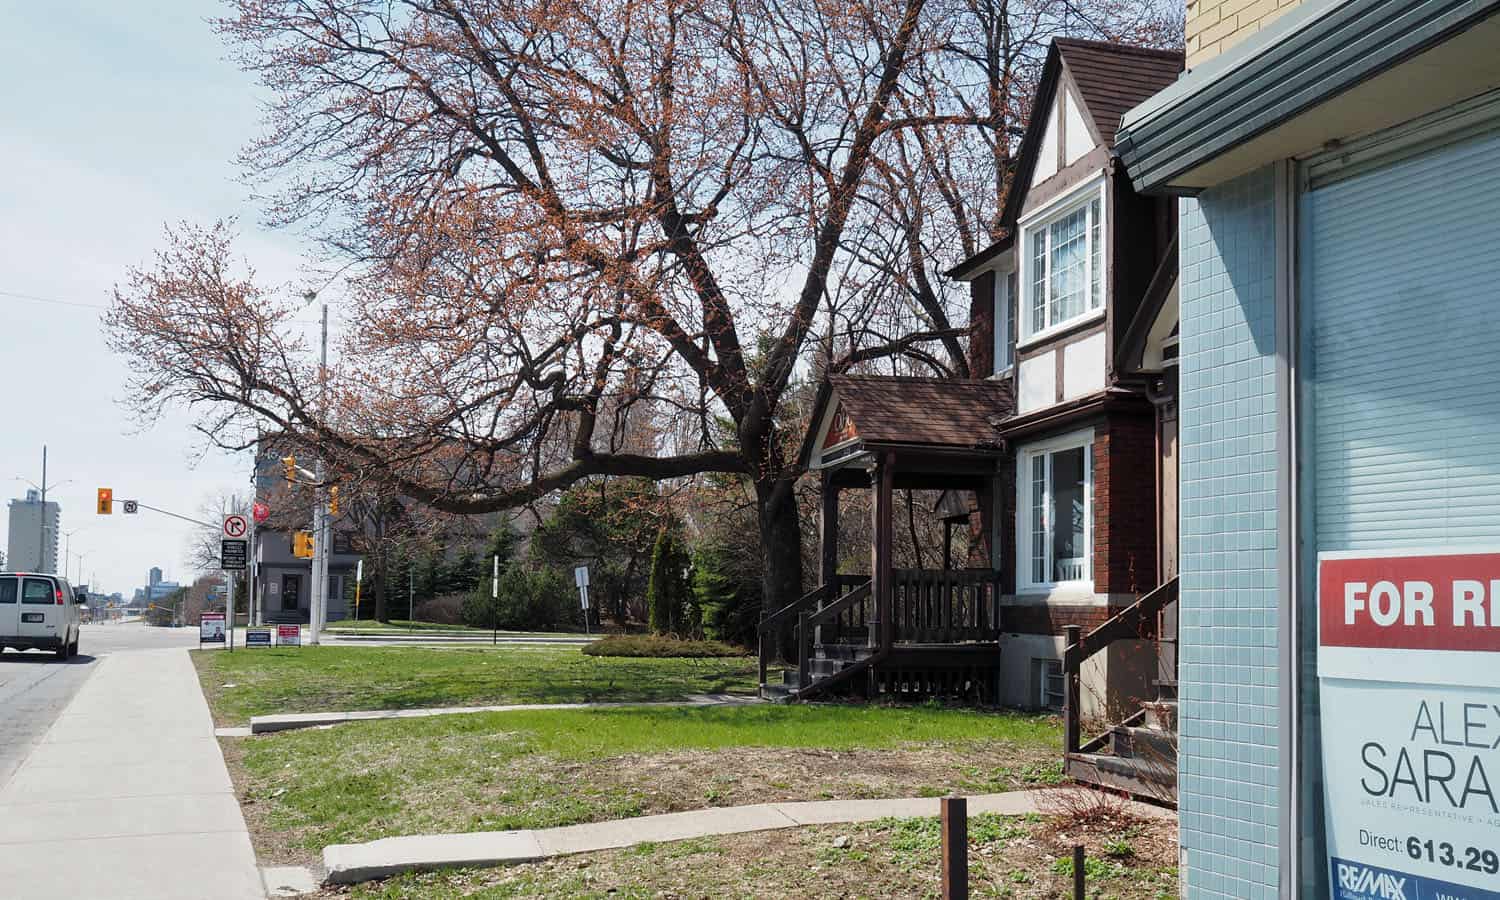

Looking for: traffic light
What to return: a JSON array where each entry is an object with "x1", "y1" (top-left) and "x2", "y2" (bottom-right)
[
  {"x1": 293, "y1": 530, "x2": 315, "y2": 558},
  {"x1": 282, "y1": 455, "x2": 297, "y2": 485},
  {"x1": 329, "y1": 486, "x2": 339, "y2": 516},
  {"x1": 96, "y1": 488, "x2": 113, "y2": 515}
]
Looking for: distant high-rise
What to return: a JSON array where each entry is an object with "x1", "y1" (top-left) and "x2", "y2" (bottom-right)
[
  {"x1": 148, "y1": 567, "x2": 163, "y2": 586},
  {"x1": 6, "y1": 489, "x2": 60, "y2": 572}
]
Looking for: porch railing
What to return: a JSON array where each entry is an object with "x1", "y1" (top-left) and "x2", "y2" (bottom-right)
[{"x1": 891, "y1": 569, "x2": 1002, "y2": 644}]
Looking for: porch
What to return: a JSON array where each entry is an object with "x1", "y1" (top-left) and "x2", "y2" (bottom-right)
[{"x1": 763, "y1": 375, "x2": 1013, "y2": 702}]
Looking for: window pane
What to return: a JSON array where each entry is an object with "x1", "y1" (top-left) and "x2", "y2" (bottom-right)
[
  {"x1": 1030, "y1": 454, "x2": 1048, "y2": 584},
  {"x1": 1006, "y1": 271, "x2": 1018, "y2": 367},
  {"x1": 22, "y1": 578, "x2": 54, "y2": 605},
  {"x1": 1089, "y1": 198, "x2": 1103, "y2": 310},
  {"x1": 1049, "y1": 207, "x2": 1088, "y2": 326},
  {"x1": 1050, "y1": 447, "x2": 1087, "y2": 582},
  {"x1": 1031, "y1": 231, "x2": 1047, "y2": 334},
  {"x1": 0, "y1": 578, "x2": 14, "y2": 605},
  {"x1": 994, "y1": 274, "x2": 1009, "y2": 371}
]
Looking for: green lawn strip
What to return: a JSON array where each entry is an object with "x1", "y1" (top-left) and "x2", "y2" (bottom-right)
[
  {"x1": 341, "y1": 812, "x2": 1177, "y2": 899},
  {"x1": 233, "y1": 704, "x2": 1060, "y2": 860},
  {"x1": 192, "y1": 646, "x2": 758, "y2": 725}
]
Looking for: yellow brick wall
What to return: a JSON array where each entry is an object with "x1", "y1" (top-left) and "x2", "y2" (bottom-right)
[{"x1": 1185, "y1": 0, "x2": 1304, "y2": 67}]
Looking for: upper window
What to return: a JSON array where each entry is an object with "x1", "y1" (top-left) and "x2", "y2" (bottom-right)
[
  {"x1": 1022, "y1": 184, "x2": 1104, "y2": 340},
  {"x1": 1019, "y1": 432, "x2": 1093, "y2": 589},
  {"x1": 993, "y1": 269, "x2": 1017, "y2": 373}
]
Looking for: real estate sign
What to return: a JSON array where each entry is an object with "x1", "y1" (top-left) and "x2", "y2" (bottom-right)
[
  {"x1": 276, "y1": 624, "x2": 301, "y2": 647},
  {"x1": 1318, "y1": 550, "x2": 1500, "y2": 900},
  {"x1": 245, "y1": 628, "x2": 273, "y2": 648},
  {"x1": 200, "y1": 612, "x2": 226, "y2": 645}
]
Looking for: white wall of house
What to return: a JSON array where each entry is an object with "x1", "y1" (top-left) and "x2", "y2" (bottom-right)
[
  {"x1": 1062, "y1": 332, "x2": 1106, "y2": 399},
  {"x1": 1017, "y1": 352, "x2": 1056, "y2": 414}
]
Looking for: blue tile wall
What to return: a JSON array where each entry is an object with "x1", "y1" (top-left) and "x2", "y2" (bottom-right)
[{"x1": 1176, "y1": 167, "x2": 1281, "y2": 899}]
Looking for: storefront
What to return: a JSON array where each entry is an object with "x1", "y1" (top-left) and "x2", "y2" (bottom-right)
[{"x1": 1115, "y1": 1, "x2": 1500, "y2": 895}]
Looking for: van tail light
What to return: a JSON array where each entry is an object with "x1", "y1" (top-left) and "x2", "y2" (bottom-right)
[{"x1": 55, "y1": 589, "x2": 63, "y2": 605}]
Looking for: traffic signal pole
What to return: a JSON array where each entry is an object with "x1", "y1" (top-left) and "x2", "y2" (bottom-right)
[{"x1": 309, "y1": 301, "x2": 330, "y2": 646}]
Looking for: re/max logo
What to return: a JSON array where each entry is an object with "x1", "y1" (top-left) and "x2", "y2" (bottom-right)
[{"x1": 1336, "y1": 862, "x2": 1408, "y2": 900}]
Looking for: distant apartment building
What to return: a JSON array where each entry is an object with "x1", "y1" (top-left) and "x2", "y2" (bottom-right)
[{"x1": 6, "y1": 489, "x2": 60, "y2": 572}]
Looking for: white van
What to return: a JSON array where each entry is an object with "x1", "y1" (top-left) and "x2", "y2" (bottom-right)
[{"x1": 0, "y1": 572, "x2": 83, "y2": 659}]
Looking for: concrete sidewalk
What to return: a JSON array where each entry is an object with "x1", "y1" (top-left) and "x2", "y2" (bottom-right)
[
  {"x1": 245, "y1": 693, "x2": 761, "y2": 734},
  {"x1": 0, "y1": 648, "x2": 263, "y2": 899},
  {"x1": 324, "y1": 789, "x2": 1175, "y2": 883}
]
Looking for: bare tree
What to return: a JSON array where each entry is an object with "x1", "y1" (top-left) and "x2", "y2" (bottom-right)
[{"x1": 108, "y1": 0, "x2": 1178, "y2": 610}]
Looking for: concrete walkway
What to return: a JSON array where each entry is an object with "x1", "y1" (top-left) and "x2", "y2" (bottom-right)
[
  {"x1": 0, "y1": 648, "x2": 263, "y2": 899},
  {"x1": 323, "y1": 789, "x2": 1174, "y2": 883},
  {"x1": 245, "y1": 693, "x2": 761, "y2": 734}
]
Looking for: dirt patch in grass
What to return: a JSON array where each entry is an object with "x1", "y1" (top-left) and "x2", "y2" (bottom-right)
[
  {"x1": 231, "y1": 740, "x2": 1062, "y2": 869},
  {"x1": 326, "y1": 812, "x2": 1177, "y2": 899}
]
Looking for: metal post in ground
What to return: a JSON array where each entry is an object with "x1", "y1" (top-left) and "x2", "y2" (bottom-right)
[
  {"x1": 941, "y1": 796, "x2": 967, "y2": 900},
  {"x1": 1072, "y1": 845, "x2": 1085, "y2": 900}
]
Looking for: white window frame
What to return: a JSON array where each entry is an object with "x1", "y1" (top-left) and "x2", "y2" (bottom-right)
[
  {"x1": 1036, "y1": 658, "x2": 1065, "y2": 709},
  {"x1": 1016, "y1": 428, "x2": 1094, "y2": 592},
  {"x1": 992, "y1": 263, "x2": 1016, "y2": 376},
  {"x1": 1017, "y1": 177, "x2": 1107, "y2": 347}
]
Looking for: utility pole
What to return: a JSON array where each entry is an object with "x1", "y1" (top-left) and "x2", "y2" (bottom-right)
[
  {"x1": 38, "y1": 445, "x2": 48, "y2": 571},
  {"x1": 309, "y1": 299, "x2": 329, "y2": 645}
]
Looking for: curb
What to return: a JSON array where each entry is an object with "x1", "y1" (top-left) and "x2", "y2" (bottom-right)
[
  {"x1": 247, "y1": 695, "x2": 762, "y2": 734},
  {"x1": 323, "y1": 790, "x2": 1174, "y2": 884}
]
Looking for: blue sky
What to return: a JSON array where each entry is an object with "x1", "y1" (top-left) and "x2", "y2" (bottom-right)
[{"x1": 0, "y1": 2, "x2": 310, "y2": 595}]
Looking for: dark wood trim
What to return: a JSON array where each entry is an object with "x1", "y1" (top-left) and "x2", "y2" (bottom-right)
[{"x1": 1019, "y1": 146, "x2": 1110, "y2": 220}]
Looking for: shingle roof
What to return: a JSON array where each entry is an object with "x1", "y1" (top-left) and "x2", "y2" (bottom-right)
[
  {"x1": 825, "y1": 375, "x2": 1012, "y2": 449},
  {"x1": 1054, "y1": 39, "x2": 1184, "y2": 149}
]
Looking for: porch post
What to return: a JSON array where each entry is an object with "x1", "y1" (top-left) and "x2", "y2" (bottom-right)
[
  {"x1": 818, "y1": 472, "x2": 839, "y2": 646},
  {"x1": 871, "y1": 453, "x2": 895, "y2": 651},
  {"x1": 942, "y1": 521, "x2": 954, "y2": 571}
]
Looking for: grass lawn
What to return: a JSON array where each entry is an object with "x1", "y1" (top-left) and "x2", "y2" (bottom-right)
[
  {"x1": 192, "y1": 646, "x2": 758, "y2": 725},
  {"x1": 223, "y1": 704, "x2": 1063, "y2": 867},
  {"x1": 331, "y1": 811, "x2": 1175, "y2": 899}
]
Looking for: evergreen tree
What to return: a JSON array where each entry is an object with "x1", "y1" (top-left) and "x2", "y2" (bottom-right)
[
  {"x1": 692, "y1": 539, "x2": 762, "y2": 646},
  {"x1": 646, "y1": 526, "x2": 690, "y2": 635}
]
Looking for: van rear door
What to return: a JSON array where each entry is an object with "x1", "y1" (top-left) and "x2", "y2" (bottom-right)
[
  {"x1": 0, "y1": 575, "x2": 18, "y2": 637},
  {"x1": 19, "y1": 576, "x2": 61, "y2": 644}
]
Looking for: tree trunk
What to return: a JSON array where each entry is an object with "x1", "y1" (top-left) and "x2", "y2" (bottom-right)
[{"x1": 755, "y1": 474, "x2": 804, "y2": 616}]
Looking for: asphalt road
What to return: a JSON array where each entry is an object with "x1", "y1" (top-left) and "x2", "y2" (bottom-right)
[{"x1": 0, "y1": 621, "x2": 199, "y2": 789}]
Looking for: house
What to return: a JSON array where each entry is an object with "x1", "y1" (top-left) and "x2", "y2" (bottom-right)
[
  {"x1": 249, "y1": 448, "x2": 361, "y2": 626},
  {"x1": 1112, "y1": 0, "x2": 1500, "y2": 895},
  {"x1": 770, "y1": 39, "x2": 1184, "y2": 799}
]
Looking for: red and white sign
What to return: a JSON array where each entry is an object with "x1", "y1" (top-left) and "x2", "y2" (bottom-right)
[
  {"x1": 251, "y1": 501, "x2": 270, "y2": 524},
  {"x1": 1320, "y1": 550, "x2": 1500, "y2": 653},
  {"x1": 223, "y1": 514, "x2": 249, "y2": 538},
  {"x1": 1317, "y1": 549, "x2": 1500, "y2": 898},
  {"x1": 276, "y1": 624, "x2": 301, "y2": 647}
]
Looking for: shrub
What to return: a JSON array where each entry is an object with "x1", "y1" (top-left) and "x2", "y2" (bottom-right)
[
  {"x1": 581, "y1": 634, "x2": 747, "y2": 658},
  {"x1": 462, "y1": 565, "x2": 580, "y2": 632},
  {"x1": 413, "y1": 594, "x2": 464, "y2": 625}
]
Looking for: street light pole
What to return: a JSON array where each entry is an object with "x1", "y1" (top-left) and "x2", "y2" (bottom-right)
[
  {"x1": 39, "y1": 446, "x2": 48, "y2": 571},
  {"x1": 308, "y1": 299, "x2": 330, "y2": 645}
]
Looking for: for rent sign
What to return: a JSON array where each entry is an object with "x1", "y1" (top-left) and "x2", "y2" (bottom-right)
[{"x1": 1319, "y1": 550, "x2": 1500, "y2": 900}]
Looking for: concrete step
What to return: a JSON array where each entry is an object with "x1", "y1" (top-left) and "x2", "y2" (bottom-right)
[
  {"x1": 1110, "y1": 725, "x2": 1178, "y2": 765},
  {"x1": 759, "y1": 682, "x2": 794, "y2": 702}
]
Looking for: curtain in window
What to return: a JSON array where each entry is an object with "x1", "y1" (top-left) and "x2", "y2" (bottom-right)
[
  {"x1": 1048, "y1": 207, "x2": 1088, "y2": 326},
  {"x1": 1030, "y1": 232, "x2": 1047, "y2": 334},
  {"x1": 1089, "y1": 199, "x2": 1103, "y2": 310}
]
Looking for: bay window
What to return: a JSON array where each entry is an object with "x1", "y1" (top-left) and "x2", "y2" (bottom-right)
[
  {"x1": 993, "y1": 268, "x2": 1017, "y2": 373},
  {"x1": 1022, "y1": 184, "x2": 1105, "y2": 340},
  {"x1": 1019, "y1": 432, "x2": 1093, "y2": 589}
]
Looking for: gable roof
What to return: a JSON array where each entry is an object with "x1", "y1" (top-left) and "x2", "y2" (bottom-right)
[
  {"x1": 1055, "y1": 39, "x2": 1185, "y2": 150},
  {"x1": 799, "y1": 375, "x2": 1013, "y2": 468},
  {"x1": 950, "y1": 39, "x2": 1183, "y2": 280}
]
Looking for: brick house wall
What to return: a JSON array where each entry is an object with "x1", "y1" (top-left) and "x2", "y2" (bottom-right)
[
  {"x1": 1005, "y1": 602, "x2": 1112, "y2": 635},
  {"x1": 1186, "y1": 0, "x2": 1304, "y2": 67},
  {"x1": 1092, "y1": 413, "x2": 1159, "y2": 595}
]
